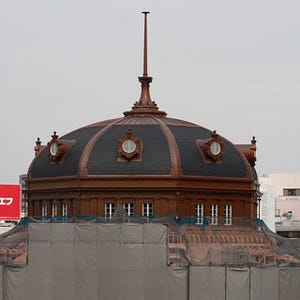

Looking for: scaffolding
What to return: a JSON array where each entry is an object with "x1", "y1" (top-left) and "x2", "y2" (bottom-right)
[{"x1": 1, "y1": 213, "x2": 300, "y2": 267}]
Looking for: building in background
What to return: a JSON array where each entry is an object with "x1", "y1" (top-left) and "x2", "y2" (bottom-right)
[
  {"x1": 19, "y1": 174, "x2": 27, "y2": 218},
  {"x1": 259, "y1": 173, "x2": 300, "y2": 237},
  {"x1": 258, "y1": 175, "x2": 275, "y2": 232}
]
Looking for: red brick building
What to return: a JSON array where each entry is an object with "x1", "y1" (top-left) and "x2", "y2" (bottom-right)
[
  {"x1": 26, "y1": 13, "x2": 259, "y2": 223},
  {"x1": 26, "y1": 86, "x2": 259, "y2": 223}
]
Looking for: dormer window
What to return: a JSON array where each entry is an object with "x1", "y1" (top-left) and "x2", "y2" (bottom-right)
[
  {"x1": 47, "y1": 131, "x2": 74, "y2": 163},
  {"x1": 118, "y1": 129, "x2": 142, "y2": 161},
  {"x1": 197, "y1": 130, "x2": 224, "y2": 163}
]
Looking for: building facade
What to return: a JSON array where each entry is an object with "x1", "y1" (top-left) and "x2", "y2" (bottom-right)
[
  {"x1": 260, "y1": 173, "x2": 300, "y2": 237},
  {"x1": 25, "y1": 13, "x2": 259, "y2": 224}
]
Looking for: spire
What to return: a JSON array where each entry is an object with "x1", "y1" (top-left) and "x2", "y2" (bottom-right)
[
  {"x1": 142, "y1": 11, "x2": 149, "y2": 77},
  {"x1": 124, "y1": 12, "x2": 166, "y2": 116}
]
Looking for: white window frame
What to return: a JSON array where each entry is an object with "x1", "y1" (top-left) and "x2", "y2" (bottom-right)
[
  {"x1": 210, "y1": 204, "x2": 218, "y2": 225},
  {"x1": 124, "y1": 203, "x2": 134, "y2": 216},
  {"x1": 62, "y1": 203, "x2": 68, "y2": 217},
  {"x1": 52, "y1": 203, "x2": 57, "y2": 218},
  {"x1": 143, "y1": 203, "x2": 153, "y2": 217},
  {"x1": 195, "y1": 204, "x2": 204, "y2": 225},
  {"x1": 42, "y1": 203, "x2": 47, "y2": 217},
  {"x1": 25, "y1": 201, "x2": 28, "y2": 217},
  {"x1": 105, "y1": 203, "x2": 115, "y2": 218},
  {"x1": 224, "y1": 205, "x2": 232, "y2": 225}
]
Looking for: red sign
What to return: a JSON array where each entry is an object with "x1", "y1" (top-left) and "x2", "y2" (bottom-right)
[{"x1": 0, "y1": 184, "x2": 21, "y2": 220}]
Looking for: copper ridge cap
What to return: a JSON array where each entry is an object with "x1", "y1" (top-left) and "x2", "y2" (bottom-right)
[{"x1": 124, "y1": 12, "x2": 166, "y2": 117}]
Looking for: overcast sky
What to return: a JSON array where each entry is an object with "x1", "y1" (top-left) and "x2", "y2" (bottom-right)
[{"x1": 1, "y1": 0, "x2": 300, "y2": 183}]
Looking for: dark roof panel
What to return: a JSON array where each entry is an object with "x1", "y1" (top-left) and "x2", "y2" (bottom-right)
[
  {"x1": 87, "y1": 125, "x2": 171, "y2": 175},
  {"x1": 168, "y1": 126, "x2": 247, "y2": 178},
  {"x1": 29, "y1": 117, "x2": 251, "y2": 180},
  {"x1": 30, "y1": 127, "x2": 104, "y2": 178}
]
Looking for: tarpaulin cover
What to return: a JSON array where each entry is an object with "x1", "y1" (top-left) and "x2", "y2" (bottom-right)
[
  {"x1": 279, "y1": 267, "x2": 300, "y2": 300},
  {"x1": 189, "y1": 266, "x2": 225, "y2": 300},
  {"x1": 1, "y1": 223, "x2": 300, "y2": 299},
  {"x1": 0, "y1": 223, "x2": 188, "y2": 300},
  {"x1": 250, "y1": 267, "x2": 280, "y2": 300},
  {"x1": 226, "y1": 268, "x2": 250, "y2": 300},
  {"x1": 189, "y1": 266, "x2": 300, "y2": 300}
]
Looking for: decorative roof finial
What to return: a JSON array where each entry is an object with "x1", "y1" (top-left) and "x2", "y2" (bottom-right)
[
  {"x1": 142, "y1": 11, "x2": 149, "y2": 77},
  {"x1": 34, "y1": 137, "x2": 43, "y2": 156},
  {"x1": 124, "y1": 12, "x2": 166, "y2": 116}
]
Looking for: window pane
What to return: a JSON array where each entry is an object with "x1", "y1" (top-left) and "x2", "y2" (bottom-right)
[
  {"x1": 52, "y1": 203, "x2": 57, "y2": 218},
  {"x1": 143, "y1": 203, "x2": 153, "y2": 217},
  {"x1": 62, "y1": 203, "x2": 68, "y2": 216},
  {"x1": 195, "y1": 204, "x2": 203, "y2": 224},
  {"x1": 105, "y1": 203, "x2": 115, "y2": 218},
  {"x1": 224, "y1": 205, "x2": 232, "y2": 225},
  {"x1": 124, "y1": 203, "x2": 134, "y2": 216},
  {"x1": 210, "y1": 204, "x2": 218, "y2": 225},
  {"x1": 42, "y1": 204, "x2": 47, "y2": 217}
]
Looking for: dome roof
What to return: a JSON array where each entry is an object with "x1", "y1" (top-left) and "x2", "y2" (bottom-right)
[
  {"x1": 28, "y1": 12, "x2": 256, "y2": 183},
  {"x1": 28, "y1": 114, "x2": 255, "y2": 180}
]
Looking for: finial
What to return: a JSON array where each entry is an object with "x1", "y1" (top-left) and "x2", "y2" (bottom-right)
[
  {"x1": 123, "y1": 12, "x2": 166, "y2": 116},
  {"x1": 212, "y1": 130, "x2": 218, "y2": 137},
  {"x1": 251, "y1": 136, "x2": 256, "y2": 150},
  {"x1": 51, "y1": 131, "x2": 58, "y2": 140},
  {"x1": 142, "y1": 11, "x2": 149, "y2": 77},
  {"x1": 34, "y1": 137, "x2": 42, "y2": 156}
]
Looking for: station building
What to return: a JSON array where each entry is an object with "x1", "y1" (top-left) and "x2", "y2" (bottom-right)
[{"x1": 26, "y1": 25, "x2": 258, "y2": 222}]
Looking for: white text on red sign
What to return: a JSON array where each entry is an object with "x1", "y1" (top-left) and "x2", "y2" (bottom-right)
[{"x1": 0, "y1": 198, "x2": 13, "y2": 206}]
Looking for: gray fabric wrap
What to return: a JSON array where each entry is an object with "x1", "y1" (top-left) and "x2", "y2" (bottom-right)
[
  {"x1": 226, "y1": 268, "x2": 250, "y2": 300},
  {"x1": 1, "y1": 224, "x2": 300, "y2": 300},
  {"x1": 189, "y1": 266, "x2": 225, "y2": 300},
  {"x1": 1, "y1": 223, "x2": 188, "y2": 300}
]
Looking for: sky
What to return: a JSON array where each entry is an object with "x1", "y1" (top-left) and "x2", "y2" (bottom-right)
[{"x1": 1, "y1": 0, "x2": 300, "y2": 183}]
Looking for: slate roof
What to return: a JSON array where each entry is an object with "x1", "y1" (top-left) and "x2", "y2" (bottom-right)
[{"x1": 29, "y1": 116, "x2": 251, "y2": 180}]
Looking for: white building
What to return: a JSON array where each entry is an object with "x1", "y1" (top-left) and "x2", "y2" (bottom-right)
[
  {"x1": 259, "y1": 173, "x2": 300, "y2": 237},
  {"x1": 259, "y1": 175, "x2": 275, "y2": 232}
]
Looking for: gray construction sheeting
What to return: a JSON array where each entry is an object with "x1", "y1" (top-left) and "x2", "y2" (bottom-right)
[
  {"x1": 1, "y1": 223, "x2": 188, "y2": 300},
  {"x1": 1, "y1": 223, "x2": 300, "y2": 299},
  {"x1": 279, "y1": 267, "x2": 300, "y2": 300},
  {"x1": 189, "y1": 266, "x2": 300, "y2": 300},
  {"x1": 226, "y1": 268, "x2": 250, "y2": 300},
  {"x1": 189, "y1": 266, "x2": 225, "y2": 300},
  {"x1": 250, "y1": 267, "x2": 280, "y2": 300}
]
